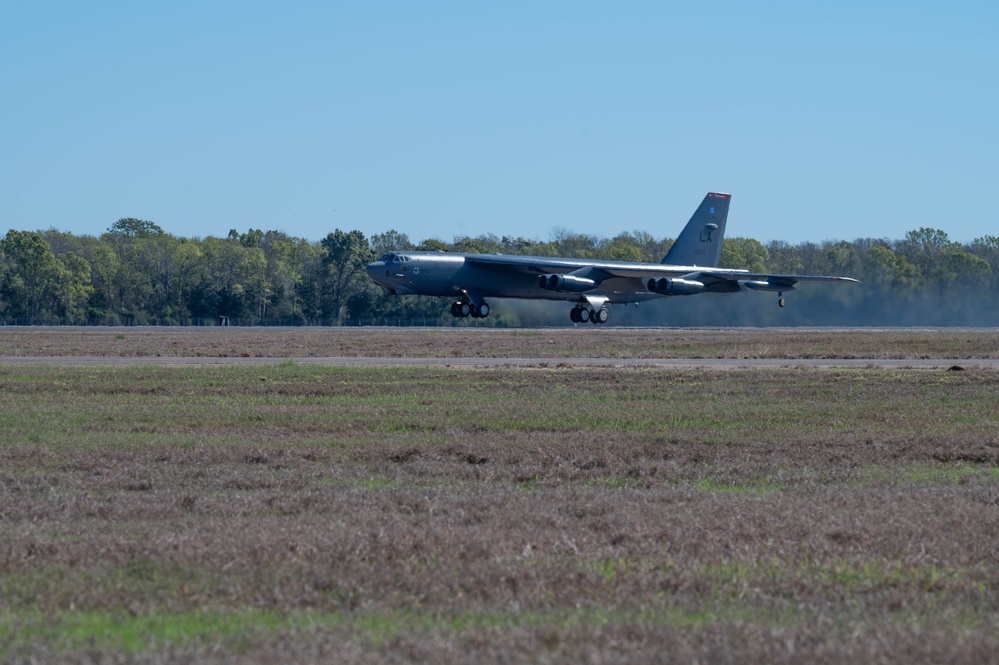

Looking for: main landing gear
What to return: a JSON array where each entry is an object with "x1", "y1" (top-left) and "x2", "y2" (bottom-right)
[
  {"x1": 451, "y1": 300, "x2": 489, "y2": 318},
  {"x1": 570, "y1": 305, "x2": 609, "y2": 324},
  {"x1": 778, "y1": 291, "x2": 786, "y2": 308}
]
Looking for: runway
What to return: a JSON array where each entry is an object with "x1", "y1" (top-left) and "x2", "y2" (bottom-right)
[{"x1": 3, "y1": 356, "x2": 998, "y2": 368}]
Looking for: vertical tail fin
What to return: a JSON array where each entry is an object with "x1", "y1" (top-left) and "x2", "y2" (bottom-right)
[{"x1": 661, "y1": 192, "x2": 730, "y2": 267}]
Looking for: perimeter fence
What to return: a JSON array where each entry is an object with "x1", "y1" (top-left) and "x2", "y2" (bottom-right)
[{"x1": 0, "y1": 316, "x2": 512, "y2": 328}]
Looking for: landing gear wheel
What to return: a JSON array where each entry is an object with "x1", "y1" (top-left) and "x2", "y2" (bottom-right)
[
  {"x1": 475, "y1": 302, "x2": 489, "y2": 318},
  {"x1": 778, "y1": 292, "x2": 786, "y2": 308},
  {"x1": 570, "y1": 307, "x2": 581, "y2": 323},
  {"x1": 459, "y1": 302, "x2": 471, "y2": 317},
  {"x1": 577, "y1": 307, "x2": 590, "y2": 323},
  {"x1": 451, "y1": 301, "x2": 462, "y2": 317},
  {"x1": 589, "y1": 308, "x2": 600, "y2": 324},
  {"x1": 594, "y1": 307, "x2": 609, "y2": 324}
]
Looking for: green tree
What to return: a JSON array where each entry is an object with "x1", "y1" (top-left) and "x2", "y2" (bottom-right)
[
  {"x1": 618, "y1": 230, "x2": 669, "y2": 263},
  {"x1": 102, "y1": 218, "x2": 174, "y2": 322},
  {"x1": 257, "y1": 231, "x2": 309, "y2": 322},
  {"x1": 101, "y1": 231, "x2": 153, "y2": 321},
  {"x1": 0, "y1": 230, "x2": 63, "y2": 322},
  {"x1": 371, "y1": 230, "x2": 414, "y2": 255},
  {"x1": 945, "y1": 251, "x2": 992, "y2": 288},
  {"x1": 233, "y1": 228, "x2": 264, "y2": 248},
  {"x1": 550, "y1": 228, "x2": 600, "y2": 258},
  {"x1": 905, "y1": 227, "x2": 952, "y2": 253},
  {"x1": 969, "y1": 235, "x2": 999, "y2": 292},
  {"x1": 451, "y1": 234, "x2": 502, "y2": 253},
  {"x1": 604, "y1": 234, "x2": 643, "y2": 263},
  {"x1": 169, "y1": 240, "x2": 207, "y2": 322},
  {"x1": 194, "y1": 237, "x2": 268, "y2": 322},
  {"x1": 77, "y1": 240, "x2": 121, "y2": 322},
  {"x1": 720, "y1": 238, "x2": 769, "y2": 272},
  {"x1": 321, "y1": 229, "x2": 374, "y2": 324},
  {"x1": 824, "y1": 241, "x2": 861, "y2": 277},
  {"x1": 970, "y1": 235, "x2": 999, "y2": 259},
  {"x1": 53, "y1": 252, "x2": 94, "y2": 323},
  {"x1": 499, "y1": 235, "x2": 542, "y2": 255},
  {"x1": 765, "y1": 240, "x2": 804, "y2": 274},
  {"x1": 865, "y1": 245, "x2": 919, "y2": 289},
  {"x1": 415, "y1": 238, "x2": 448, "y2": 252},
  {"x1": 107, "y1": 218, "x2": 165, "y2": 238},
  {"x1": 900, "y1": 227, "x2": 955, "y2": 281}
]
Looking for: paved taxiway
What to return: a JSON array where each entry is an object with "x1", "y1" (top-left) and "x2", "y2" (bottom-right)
[{"x1": 3, "y1": 356, "x2": 998, "y2": 368}]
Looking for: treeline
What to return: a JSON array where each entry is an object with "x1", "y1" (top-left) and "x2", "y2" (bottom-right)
[{"x1": 1, "y1": 218, "x2": 997, "y2": 326}]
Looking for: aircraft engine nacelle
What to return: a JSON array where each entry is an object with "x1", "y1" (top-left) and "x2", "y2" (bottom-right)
[
  {"x1": 538, "y1": 273, "x2": 596, "y2": 292},
  {"x1": 647, "y1": 277, "x2": 707, "y2": 296}
]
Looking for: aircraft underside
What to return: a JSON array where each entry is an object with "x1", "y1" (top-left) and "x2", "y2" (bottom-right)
[
  {"x1": 448, "y1": 296, "x2": 614, "y2": 324},
  {"x1": 446, "y1": 287, "x2": 792, "y2": 324}
]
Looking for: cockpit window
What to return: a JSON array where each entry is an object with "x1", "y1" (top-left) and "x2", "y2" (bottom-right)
[{"x1": 378, "y1": 253, "x2": 411, "y2": 263}]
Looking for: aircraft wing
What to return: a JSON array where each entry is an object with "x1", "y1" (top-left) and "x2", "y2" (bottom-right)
[
  {"x1": 463, "y1": 254, "x2": 708, "y2": 280},
  {"x1": 463, "y1": 254, "x2": 609, "y2": 275},
  {"x1": 463, "y1": 254, "x2": 859, "y2": 288},
  {"x1": 683, "y1": 270, "x2": 860, "y2": 287}
]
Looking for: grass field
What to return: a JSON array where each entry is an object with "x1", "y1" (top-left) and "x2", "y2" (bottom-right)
[
  {"x1": 2, "y1": 328, "x2": 998, "y2": 662},
  {"x1": 1, "y1": 325, "x2": 998, "y2": 359}
]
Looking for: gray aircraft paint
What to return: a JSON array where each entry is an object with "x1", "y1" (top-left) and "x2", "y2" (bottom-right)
[
  {"x1": 366, "y1": 193, "x2": 858, "y2": 323},
  {"x1": 662, "y1": 192, "x2": 730, "y2": 267}
]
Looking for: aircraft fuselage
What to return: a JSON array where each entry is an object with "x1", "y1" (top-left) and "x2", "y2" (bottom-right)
[{"x1": 366, "y1": 252, "x2": 669, "y2": 303}]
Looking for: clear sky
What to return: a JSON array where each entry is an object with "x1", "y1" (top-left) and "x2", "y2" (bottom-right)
[{"x1": 2, "y1": 1, "x2": 996, "y2": 245}]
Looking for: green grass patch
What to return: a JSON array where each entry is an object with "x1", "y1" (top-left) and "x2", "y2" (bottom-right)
[
  {"x1": 3, "y1": 366, "x2": 998, "y2": 449},
  {"x1": 694, "y1": 477, "x2": 783, "y2": 493},
  {"x1": 0, "y1": 608, "x2": 289, "y2": 657},
  {"x1": 0, "y1": 596, "x2": 937, "y2": 661}
]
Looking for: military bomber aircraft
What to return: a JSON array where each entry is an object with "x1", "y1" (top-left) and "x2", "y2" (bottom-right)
[{"x1": 366, "y1": 193, "x2": 858, "y2": 324}]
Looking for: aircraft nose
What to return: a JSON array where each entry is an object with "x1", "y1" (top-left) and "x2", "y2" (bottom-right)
[{"x1": 365, "y1": 261, "x2": 391, "y2": 284}]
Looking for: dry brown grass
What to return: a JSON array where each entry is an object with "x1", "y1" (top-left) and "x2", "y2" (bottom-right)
[
  {"x1": 2, "y1": 332, "x2": 999, "y2": 662},
  {"x1": 0, "y1": 325, "x2": 998, "y2": 359}
]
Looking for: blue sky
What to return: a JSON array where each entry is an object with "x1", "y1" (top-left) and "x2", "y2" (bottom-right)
[{"x1": 2, "y1": 1, "x2": 996, "y2": 245}]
